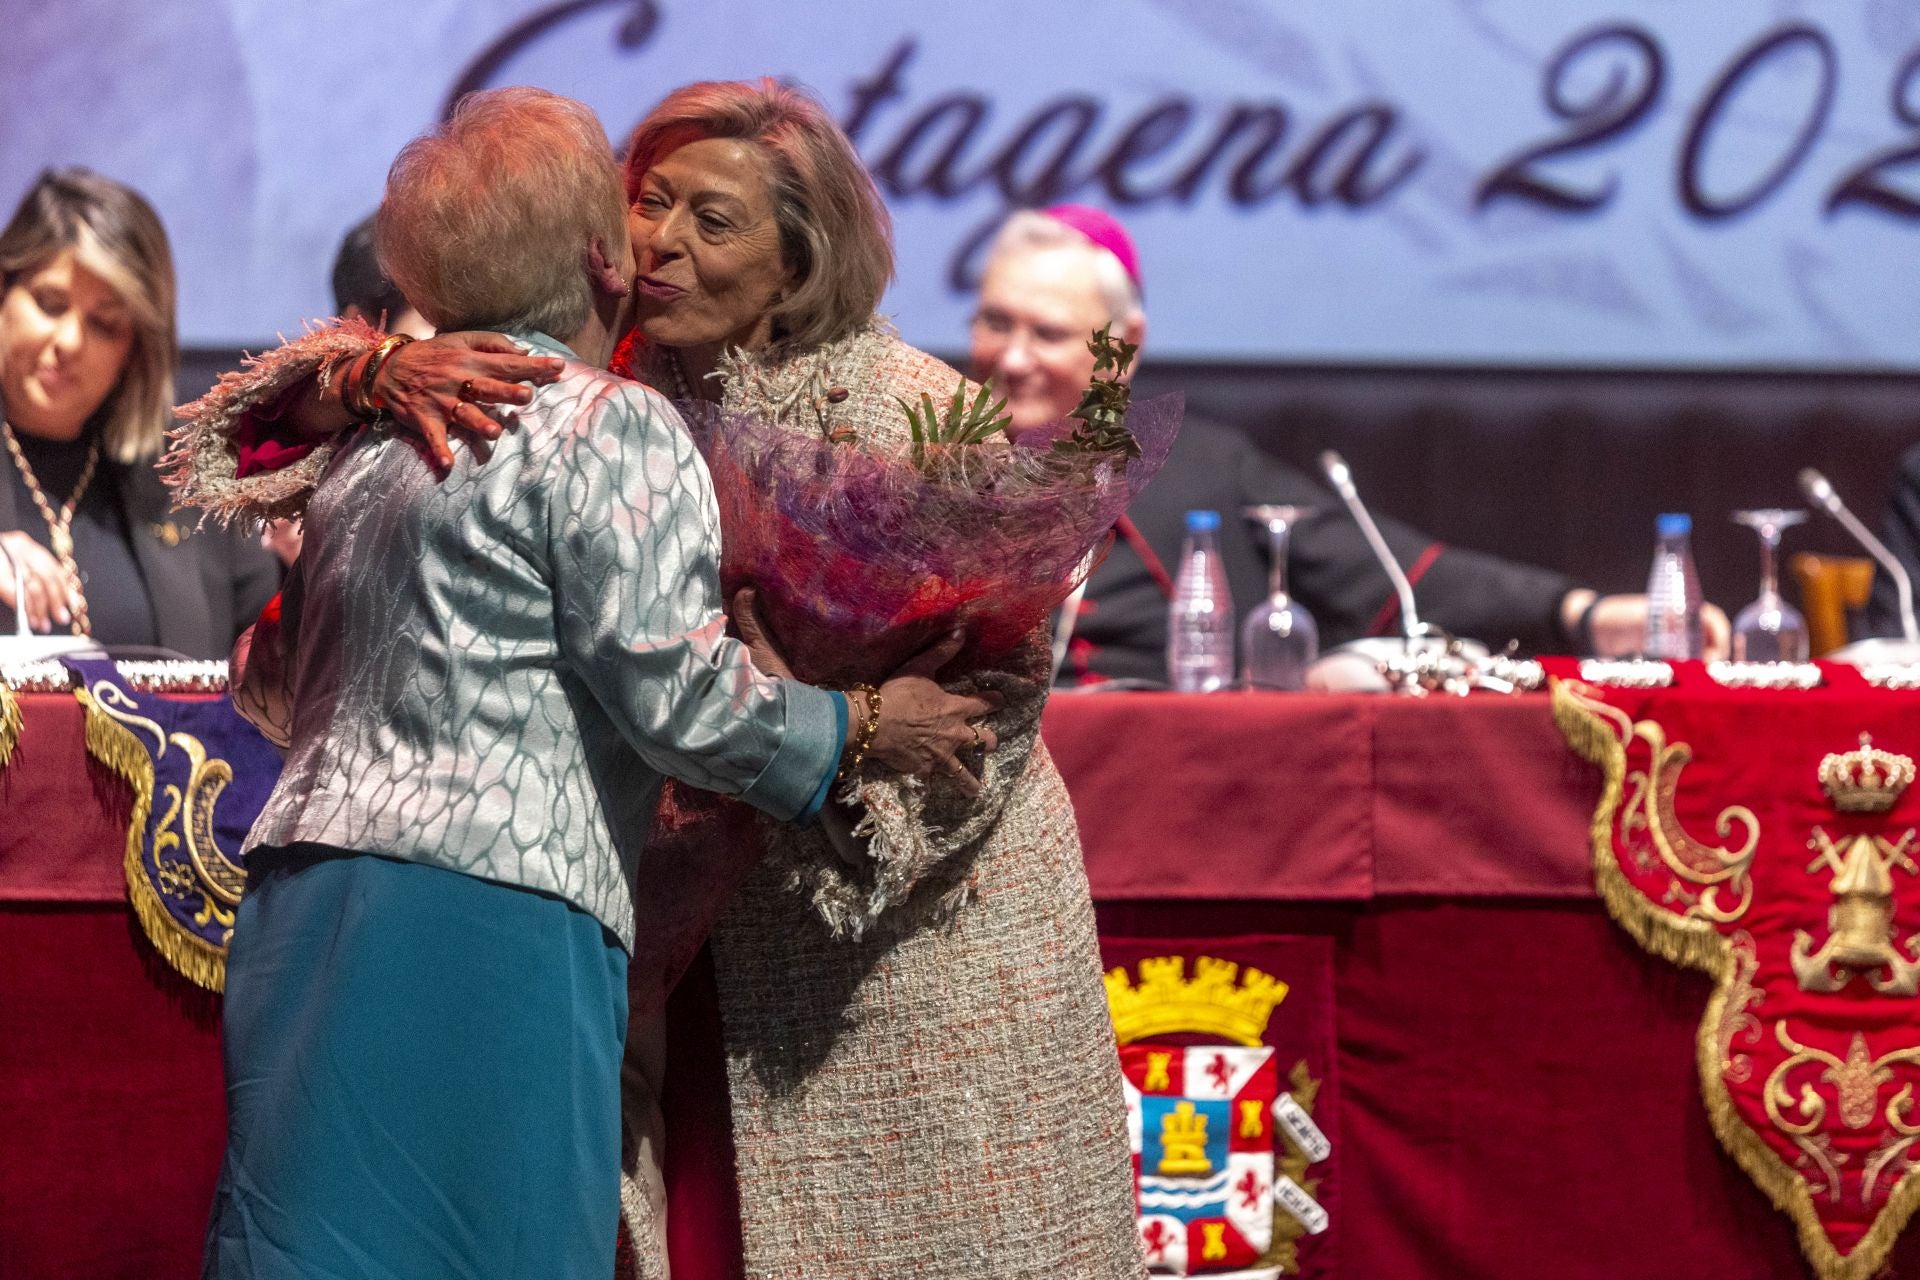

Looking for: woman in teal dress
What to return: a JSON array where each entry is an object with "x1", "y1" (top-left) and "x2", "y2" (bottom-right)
[{"x1": 195, "y1": 87, "x2": 991, "y2": 1280}]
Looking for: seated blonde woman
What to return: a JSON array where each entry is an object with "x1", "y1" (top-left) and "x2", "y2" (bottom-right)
[
  {"x1": 0, "y1": 169, "x2": 274, "y2": 652},
  {"x1": 198, "y1": 86, "x2": 989, "y2": 1280}
]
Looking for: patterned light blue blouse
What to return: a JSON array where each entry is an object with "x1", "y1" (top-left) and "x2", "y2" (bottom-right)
[{"x1": 247, "y1": 332, "x2": 843, "y2": 949}]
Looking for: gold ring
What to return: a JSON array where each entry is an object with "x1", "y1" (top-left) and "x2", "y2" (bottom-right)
[{"x1": 969, "y1": 723, "x2": 983, "y2": 749}]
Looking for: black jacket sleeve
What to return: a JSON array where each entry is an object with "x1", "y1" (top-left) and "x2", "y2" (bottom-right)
[
  {"x1": 118, "y1": 459, "x2": 282, "y2": 659},
  {"x1": 1063, "y1": 417, "x2": 1579, "y2": 685},
  {"x1": 1867, "y1": 444, "x2": 1920, "y2": 639}
]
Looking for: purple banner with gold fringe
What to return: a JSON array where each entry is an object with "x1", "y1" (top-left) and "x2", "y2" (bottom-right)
[{"x1": 64, "y1": 657, "x2": 280, "y2": 992}]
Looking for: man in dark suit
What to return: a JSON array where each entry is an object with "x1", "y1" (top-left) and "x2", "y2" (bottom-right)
[
  {"x1": 1868, "y1": 445, "x2": 1920, "y2": 640},
  {"x1": 967, "y1": 206, "x2": 1723, "y2": 685}
]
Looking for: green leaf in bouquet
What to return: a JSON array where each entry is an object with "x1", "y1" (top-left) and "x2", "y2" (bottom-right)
[
  {"x1": 1055, "y1": 324, "x2": 1143, "y2": 460},
  {"x1": 1087, "y1": 323, "x2": 1139, "y2": 379},
  {"x1": 895, "y1": 376, "x2": 1015, "y2": 470},
  {"x1": 957, "y1": 383, "x2": 1013, "y2": 445}
]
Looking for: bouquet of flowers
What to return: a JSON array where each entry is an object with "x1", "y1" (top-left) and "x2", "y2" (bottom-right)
[{"x1": 688, "y1": 328, "x2": 1181, "y2": 684}]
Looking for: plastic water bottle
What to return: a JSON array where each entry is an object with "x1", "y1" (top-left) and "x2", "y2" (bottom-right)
[
  {"x1": 1168, "y1": 510, "x2": 1235, "y2": 692},
  {"x1": 1644, "y1": 512, "x2": 1704, "y2": 660}
]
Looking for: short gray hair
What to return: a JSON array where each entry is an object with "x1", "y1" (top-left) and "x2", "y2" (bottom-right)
[
  {"x1": 623, "y1": 79, "x2": 893, "y2": 351},
  {"x1": 378, "y1": 87, "x2": 627, "y2": 338},
  {"x1": 986, "y1": 210, "x2": 1144, "y2": 328}
]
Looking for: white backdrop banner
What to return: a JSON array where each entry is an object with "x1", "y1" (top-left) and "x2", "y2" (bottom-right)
[{"x1": 5, "y1": 0, "x2": 1920, "y2": 366}]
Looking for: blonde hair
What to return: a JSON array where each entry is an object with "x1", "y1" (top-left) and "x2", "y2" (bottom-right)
[
  {"x1": 0, "y1": 169, "x2": 176, "y2": 463},
  {"x1": 624, "y1": 79, "x2": 893, "y2": 350},
  {"x1": 378, "y1": 87, "x2": 628, "y2": 338}
]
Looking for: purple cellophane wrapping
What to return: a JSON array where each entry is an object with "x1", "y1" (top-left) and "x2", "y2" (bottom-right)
[{"x1": 685, "y1": 395, "x2": 1182, "y2": 683}]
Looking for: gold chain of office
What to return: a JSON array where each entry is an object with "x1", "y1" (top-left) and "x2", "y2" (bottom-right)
[{"x1": 1, "y1": 421, "x2": 98, "y2": 637}]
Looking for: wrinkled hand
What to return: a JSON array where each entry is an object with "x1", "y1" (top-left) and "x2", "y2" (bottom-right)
[
  {"x1": 733, "y1": 586, "x2": 795, "y2": 678},
  {"x1": 1583, "y1": 592, "x2": 1732, "y2": 661},
  {"x1": 0, "y1": 531, "x2": 81, "y2": 633},
  {"x1": 867, "y1": 675, "x2": 1000, "y2": 799},
  {"x1": 732, "y1": 589, "x2": 1000, "y2": 799},
  {"x1": 373, "y1": 331, "x2": 564, "y2": 471},
  {"x1": 868, "y1": 631, "x2": 1002, "y2": 799},
  {"x1": 229, "y1": 599, "x2": 293, "y2": 750}
]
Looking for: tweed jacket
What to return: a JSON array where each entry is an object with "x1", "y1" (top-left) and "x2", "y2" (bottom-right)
[{"x1": 634, "y1": 320, "x2": 1146, "y2": 1279}]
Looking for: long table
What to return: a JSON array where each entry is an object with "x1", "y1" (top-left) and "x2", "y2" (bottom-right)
[{"x1": 7, "y1": 688, "x2": 1918, "y2": 1278}]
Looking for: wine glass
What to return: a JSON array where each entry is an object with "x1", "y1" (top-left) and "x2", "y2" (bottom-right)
[
  {"x1": 1730, "y1": 508, "x2": 1810, "y2": 662},
  {"x1": 1240, "y1": 505, "x2": 1319, "y2": 690}
]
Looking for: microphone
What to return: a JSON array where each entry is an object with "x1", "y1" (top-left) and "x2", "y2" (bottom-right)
[
  {"x1": 1799, "y1": 468, "x2": 1919, "y2": 646},
  {"x1": 1320, "y1": 450, "x2": 1422, "y2": 642}
]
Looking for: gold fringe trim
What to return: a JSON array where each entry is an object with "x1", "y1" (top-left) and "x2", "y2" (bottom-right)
[
  {"x1": 1550, "y1": 679, "x2": 1728, "y2": 981},
  {"x1": 76, "y1": 686, "x2": 228, "y2": 992},
  {"x1": 0, "y1": 683, "x2": 19, "y2": 767},
  {"x1": 1554, "y1": 676, "x2": 1920, "y2": 1280},
  {"x1": 1694, "y1": 979, "x2": 1920, "y2": 1280}
]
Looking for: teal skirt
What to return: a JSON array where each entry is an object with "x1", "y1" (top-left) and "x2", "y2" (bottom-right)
[{"x1": 204, "y1": 846, "x2": 628, "y2": 1280}]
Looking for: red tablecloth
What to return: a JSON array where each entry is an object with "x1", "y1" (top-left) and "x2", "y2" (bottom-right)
[
  {"x1": 1050, "y1": 692, "x2": 1604, "y2": 900},
  {"x1": 0, "y1": 692, "x2": 1603, "y2": 906},
  {"x1": 9, "y1": 688, "x2": 1920, "y2": 1278},
  {"x1": 1, "y1": 694, "x2": 228, "y2": 1278}
]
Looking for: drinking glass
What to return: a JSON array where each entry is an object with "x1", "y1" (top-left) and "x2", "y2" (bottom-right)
[
  {"x1": 1240, "y1": 505, "x2": 1319, "y2": 690},
  {"x1": 1731, "y1": 508, "x2": 1810, "y2": 662}
]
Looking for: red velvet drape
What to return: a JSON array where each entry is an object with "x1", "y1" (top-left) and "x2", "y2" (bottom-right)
[{"x1": 16, "y1": 689, "x2": 1920, "y2": 1277}]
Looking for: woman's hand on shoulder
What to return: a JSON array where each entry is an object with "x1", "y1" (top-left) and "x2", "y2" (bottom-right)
[{"x1": 373, "y1": 332, "x2": 565, "y2": 471}]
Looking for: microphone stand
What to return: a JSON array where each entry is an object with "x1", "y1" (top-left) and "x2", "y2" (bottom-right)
[
  {"x1": 0, "y1": 543, "x2": 98, "y2": 661},
  {"x1": 1319, "y1": 451, "x2": 1423, "y2": 643},
  {"x1": 1799, "y1": 468, "x2": 1920, "y2": 664},
  {"x1": 1312, "y1": 452, "x2": 1489, "y2": 693}
]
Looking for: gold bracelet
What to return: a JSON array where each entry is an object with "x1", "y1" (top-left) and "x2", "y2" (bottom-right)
[
  {"x1": 358, "y1": 334, "x2": 414, "y2": 416},
  {"x1": 341, "y1": 351, "x2": 379, "y2": 420},
  {"x1": 839, "y1": 683, "x2": 882, "y2": 781}
]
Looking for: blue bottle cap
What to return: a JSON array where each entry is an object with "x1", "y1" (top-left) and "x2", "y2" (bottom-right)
[
  {"x1": 1185, "y1": 509, "x2": 1221, "y2": 532},
  {"x1": 1656, "y1": 513, "x2": 1691, "y2": 537}
]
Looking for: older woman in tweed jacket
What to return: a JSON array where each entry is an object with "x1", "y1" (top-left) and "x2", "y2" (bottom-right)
[{"x1": 170, "y1": 79, "x2": 1145, "y2": 1280}]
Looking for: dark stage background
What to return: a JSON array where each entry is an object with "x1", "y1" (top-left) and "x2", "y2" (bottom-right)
[{"x1": 1118, "y1": 360, "x2": 1920, "y2": 611}]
